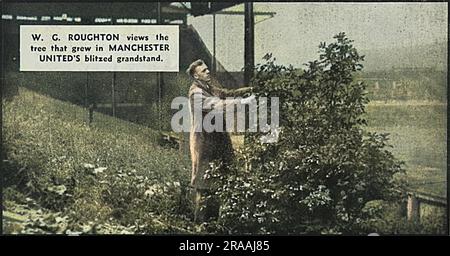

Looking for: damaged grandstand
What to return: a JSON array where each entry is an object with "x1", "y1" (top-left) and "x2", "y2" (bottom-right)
[{"x1": 2, "y1": 2, "x2": 274, "y2": 130}]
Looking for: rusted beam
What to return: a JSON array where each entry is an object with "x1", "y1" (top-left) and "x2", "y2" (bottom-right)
[{"x1": 215, "y1": 10, "x2": 276, "y2": 16}]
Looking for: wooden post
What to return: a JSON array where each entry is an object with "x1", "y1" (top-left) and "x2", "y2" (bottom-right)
[{"x1": 407, "y1": 193, "x2": 421, "y2": 221}]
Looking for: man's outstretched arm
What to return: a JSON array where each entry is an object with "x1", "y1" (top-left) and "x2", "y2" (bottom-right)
[
  {"x1": 211, "y1": 86, "x2": 253, "y2": 98},
  {"x1": 190, "y1": 88, "x2": 256, "y2": 115}
]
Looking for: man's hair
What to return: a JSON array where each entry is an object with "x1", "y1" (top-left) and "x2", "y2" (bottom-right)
[{"x1": 186, "y1": 59, "x2": 205, "y2": 78}]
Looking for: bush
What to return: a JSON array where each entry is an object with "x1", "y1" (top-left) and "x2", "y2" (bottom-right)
[{"x1": 209, "y1": 33, "x2": 405, "y2": 234}]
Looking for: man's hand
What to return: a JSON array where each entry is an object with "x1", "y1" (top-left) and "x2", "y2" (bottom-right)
[
  {"x1": 241, "y1": 94, "x2": 256, "y2": 105},
  {"x1": 234, "y1": 86, "x2": 254, "y2": 96}
]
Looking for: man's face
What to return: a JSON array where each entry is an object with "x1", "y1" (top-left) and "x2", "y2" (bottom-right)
[{"x1": 193, "y1": 63, "x2": 211, "y2": 83}]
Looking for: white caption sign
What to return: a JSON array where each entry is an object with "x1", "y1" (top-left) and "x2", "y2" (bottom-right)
[{"x1": 20, "y1": 25, "x2": 179, "y2": 72}]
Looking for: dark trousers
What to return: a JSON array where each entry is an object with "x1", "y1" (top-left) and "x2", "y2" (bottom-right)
[{"x1": 193, "y1": 188, "x2": 219, "y2": 224}]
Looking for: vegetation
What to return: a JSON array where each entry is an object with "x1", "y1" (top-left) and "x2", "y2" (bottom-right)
[
  {"x1": 2, "y1": 87, "x2": 193, "y2": 234},
  {"x1": 366, "y1": 104, "x2": 446, "y2": 197},
  {"x1": 207, "y1": 33, "x2": 440, "y2": 234},
  {"x1": 2, "y1": 33, "x2": 446, "y2": 235}
]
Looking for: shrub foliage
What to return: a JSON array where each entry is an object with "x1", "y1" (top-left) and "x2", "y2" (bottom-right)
[{"x1": 210, "y1": 33, "x2": 405, "y2": 234}]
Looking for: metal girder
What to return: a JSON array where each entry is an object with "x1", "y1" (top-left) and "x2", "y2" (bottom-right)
[
  {"x1": 2, "y1": 2, "x2": 188, "y2": 22},
  {"x1": 189, "y1": 2, "x2": 242, "y2": 16}
]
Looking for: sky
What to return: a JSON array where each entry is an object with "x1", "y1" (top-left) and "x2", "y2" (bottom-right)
[{"x1": 187, "y1": 3, "x2": 448, "y2": 71}]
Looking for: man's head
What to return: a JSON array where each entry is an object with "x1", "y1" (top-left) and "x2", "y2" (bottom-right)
[{"x1": 187, "y1": 59, "x2": 211, "y2": 83}]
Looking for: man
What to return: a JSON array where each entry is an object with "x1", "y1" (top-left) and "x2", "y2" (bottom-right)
[{"x1": 186, "y1": 59, "x2": 254, "y2": 223}]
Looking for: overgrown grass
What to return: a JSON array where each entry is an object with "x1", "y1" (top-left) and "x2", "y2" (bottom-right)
[
  {"x1": 363, "y1": 102, "x2": 447, "y2": 234},
  {"x1": 2, "y1": 87, "x2": 193, "y2": 234},
  {"x1": 366, "y1": 103, "x2": 447, "y2": 197}
]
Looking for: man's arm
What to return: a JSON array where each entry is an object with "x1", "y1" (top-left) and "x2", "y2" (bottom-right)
[
  {"x1": 190, "y1": 88, "x2": 239, "y2": 114},
  {"x1": 190, "y1": 88, "x2": 255, "y2": 114},
  {"x1": 211, "y1": 85, "x2": 253, "y2": 98}
]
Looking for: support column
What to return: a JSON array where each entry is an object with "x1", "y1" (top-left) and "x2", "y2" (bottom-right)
[
  {"x1": 110, "y1": 17, "x2": 116, "y2": 118},
  {"x1": 157, "y1": 2, "x2": 164, "y2": 129},
  {"x1": 244, "y1": 2, "x2": 255, "y2": 86},
  {"x1": 111, "y1": 72, "x2": 116, "y2": 117},
  {"x1": 212, "y1": 13, "x2": 216, "y2": 74}
]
